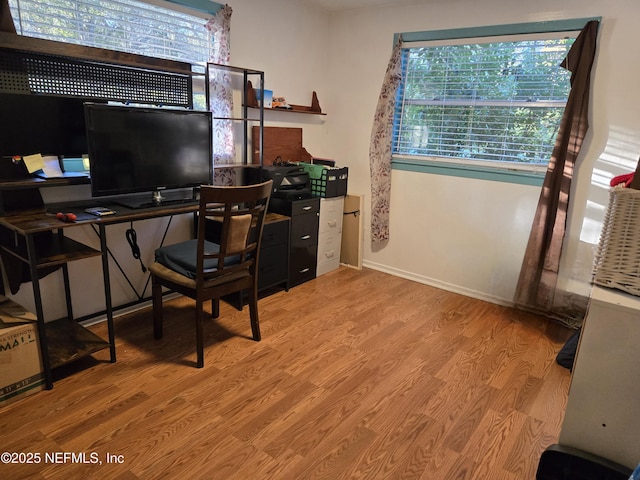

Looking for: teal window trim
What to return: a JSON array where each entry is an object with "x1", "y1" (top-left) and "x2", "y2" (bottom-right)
[
  {"x1": 392, "y1": 158, "x2": 546, "y2": 187},
  {"x1": 394, "y1": 17, "x2": 602, "y2": 44},
  {"x1": 391, "y1": 17, "x2": 601, "y2": 186},
  {"x1": 164, "y1": 0, "x2": 223, "y2": 16}
]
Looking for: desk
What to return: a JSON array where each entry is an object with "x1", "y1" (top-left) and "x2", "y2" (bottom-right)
[
  {"x1": 559, "y1": 286, "x2": 640, "y2": 469},
  {"x1": 0, "y1": 174, "x2": 91, "y2": 215},
  {"x1": 0, "y1": 200, "x2": 199, "y2": 389}
]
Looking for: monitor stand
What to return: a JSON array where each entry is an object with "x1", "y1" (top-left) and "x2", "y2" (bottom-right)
[{"x1": 114, "y1": 189, "x2": 197, "y2": 209}]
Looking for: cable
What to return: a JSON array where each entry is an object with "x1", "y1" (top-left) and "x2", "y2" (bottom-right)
[{"x1": 125, "y1": 223, "x2": 147, "y2": 273}]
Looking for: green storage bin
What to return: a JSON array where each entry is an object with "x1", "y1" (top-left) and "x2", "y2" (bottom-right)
[{"x1": 300, "y1": 163, "x2": 348, "y2": 198}]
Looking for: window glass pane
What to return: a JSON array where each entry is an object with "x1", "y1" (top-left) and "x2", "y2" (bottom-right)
[
  {"x1": 8, "y1": 0, "x2": 212, "y2": 65},
  {"x1": 394, "y1": 36, "x2": 575, "y2": 166}
]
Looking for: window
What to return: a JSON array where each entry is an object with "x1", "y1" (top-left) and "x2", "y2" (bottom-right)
[
  {"x1": 8, "y1": 0, "x2": 221, "y2": 108},
  {"x1": 392, "y1": 20, "x2": 595, "y2": 182}
]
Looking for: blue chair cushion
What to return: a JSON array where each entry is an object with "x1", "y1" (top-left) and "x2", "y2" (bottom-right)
[{"x1": 155, "y1": 239, "x2": 239, "y2": 279}]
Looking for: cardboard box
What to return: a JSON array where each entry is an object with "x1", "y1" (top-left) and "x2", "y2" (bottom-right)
[
  {"x1": 0, "y1": 298, "x2": 44, "y2": 406},
  {"x1": 251, "y1": 126, "x2": 313, "y2": 165},
  {"x1": 254, "y1": 89, "x2": 273, "y2": 108}
]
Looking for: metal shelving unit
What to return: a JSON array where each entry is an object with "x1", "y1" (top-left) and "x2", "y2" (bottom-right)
[{"x1": 205, "y1": 63, "x2": 265, "y2": 178}]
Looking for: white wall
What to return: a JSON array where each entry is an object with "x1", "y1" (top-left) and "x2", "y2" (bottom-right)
[
  {"x1": 226, "y1": 0, "x2": 332, "y2": 158},
  {"x1": 321, "y1": 0, "x2": 640, "y2": 306}
]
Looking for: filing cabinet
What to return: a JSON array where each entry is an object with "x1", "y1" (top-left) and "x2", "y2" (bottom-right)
[
  {"x1": 257, "y1": 213, "x2": 290, "y2": 291},
  {"x1": 204, "y1": 212, "x2": 289, "y2": 292},
  {"x1": 317, "y1": 196, "x2": 344, "y2": 276},
  {"x1": 269, "y1": 197, "x2": 320, "y2": 288}
]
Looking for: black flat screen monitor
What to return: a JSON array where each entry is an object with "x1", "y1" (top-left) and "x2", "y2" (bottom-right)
[
  {"x1": 84, "y1": 103, "x2": 213, "y2": 208},
  {"x1": 0, "y1": 93, "x2": 101, "y2": 158}
]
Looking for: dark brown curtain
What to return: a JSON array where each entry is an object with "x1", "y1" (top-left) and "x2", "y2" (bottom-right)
[
  {"x1": 514, "y1": 20, "x2": 599, "y2": 321},
  {"x1": 1, "y1": 0, "x2": 16, "y2": 34}
]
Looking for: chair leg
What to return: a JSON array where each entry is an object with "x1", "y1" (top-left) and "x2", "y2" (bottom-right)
[
  {"x1": 211, "y1": 298, "x2": 220, "y2": 319},
  {"x1": 151, "y1": 275, "x2": 163, "y2": 339},
  {"x1": 196, "y1": 298, "x2": 204, "y2": 368},
  {"x1": 247, "y1": 286, "x2": 261, "y2": 341}
]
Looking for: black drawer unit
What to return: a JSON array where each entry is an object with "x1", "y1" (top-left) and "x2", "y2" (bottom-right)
[
  {"x1": 257, "y1": 213, "x2": 290, "y2": 291},
  {"x1": 269, "y1": 197, "x2": 320, "y2": 288},
  {"x1": 204, "y1": 212, "x2": 290, "y2": 292}
]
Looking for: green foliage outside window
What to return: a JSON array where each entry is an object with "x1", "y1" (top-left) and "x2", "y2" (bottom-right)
[
  {"x1": 8, "y1": 0, "x2": 212, "y2": 109},
  {"x1": 394, "y1": 37, "x2": 575, "y2": 165}
]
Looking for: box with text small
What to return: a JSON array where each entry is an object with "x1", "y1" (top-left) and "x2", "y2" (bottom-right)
[
  {"x1": 0, "y1": 299, "x2": 44, "y2": 407},
  {"x1": 254, "y1": 89, "x2": 273, "y2": 108}
]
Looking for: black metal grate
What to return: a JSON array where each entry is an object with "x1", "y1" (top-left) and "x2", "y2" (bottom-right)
[{"x1": 0, "y1": 50, "x2": 192, "y2": 107}]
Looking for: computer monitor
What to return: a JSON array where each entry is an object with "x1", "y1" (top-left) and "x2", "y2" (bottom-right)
[
  {"x1": 84, "y1": 103, "x2": 213, "y2": 208},
  {"x1": 0, "y1": 93, "x2": 100, "y2": 158}
]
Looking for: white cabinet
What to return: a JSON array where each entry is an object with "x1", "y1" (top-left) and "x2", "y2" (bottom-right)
[
  {"x1": 317, "y1": 196, "x2": 344, "y2": 276},
  {"x1": 559, "y1": 286, "x2": 640, "y2": 469}
]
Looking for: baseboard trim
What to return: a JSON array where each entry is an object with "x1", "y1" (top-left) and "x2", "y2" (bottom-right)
[{"x1": 362, "y1": 259, "x2": 515, "y2": 309}]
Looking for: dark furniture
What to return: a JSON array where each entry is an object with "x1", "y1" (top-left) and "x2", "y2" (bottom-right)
[
  {"x1": 0, "y1": 32, "x2": 276, "y2": 382},
  {"x1": 205, "y1": 212, "x2": 290, "y2": 294},
  {"x1": 149, "y1": 181, "x2": 272, "y2": 368},
  {"x1": 257, "y1": 213, "x2": 290, "y2": 292},
  {"x1": 0, "y1": 31, "x2": 196, "y2": 106},
  {"x1": 537, "y1": 444, "x2": 632, "y2": 480},
  {"x1": 269, "y1": 197, "x2": 320, "y2": 288},
  {"x1": 0, "y1": 186, "x2": 202, "y2": 388},
  {"x1": 0, "y1": 203, "x2": 113, "y2": 390}
]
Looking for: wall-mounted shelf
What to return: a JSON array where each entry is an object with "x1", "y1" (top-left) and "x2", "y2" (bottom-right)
[
  {"x1": 206, "y1": 63, "x2": 264, "y2": 171},
  {"x1": 247, "y1": 83, "x2": 326, "y2": 115},
  {"x1": 0, "y1": 32, "x2": 196, "y2": 107}
]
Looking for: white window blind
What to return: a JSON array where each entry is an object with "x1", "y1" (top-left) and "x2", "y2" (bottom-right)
[
  {"x1": 8, "y1": 0, "x2": 212, "y2": 65},
  {"x1": 394, "y1": 34, "x2": 576, "y2": 166}
]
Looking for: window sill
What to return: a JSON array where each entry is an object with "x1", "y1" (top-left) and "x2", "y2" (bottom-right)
[{"x1": 391, "y1": 157, "x2": 545, "y2": 187}]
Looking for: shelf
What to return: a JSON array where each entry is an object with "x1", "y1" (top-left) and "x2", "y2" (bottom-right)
[
  {"x1": 206, "y1": 62, "x2": 264, "y2": 76},
  {"x1": 212, "y1": 116, "x2": 255, "y2": 122},
  {"x1": 246, "y1": 82, "x2": 325, "y2": 115},
  {"x1": 0, "y1": 231, "x2": 101, "y2": 268},
  {"x1": 0, "y1": 31, "x2": 193, "y2": 76},
  {"x1": 0, "y1": 32, "x2": 194, "y2": 107},
  {"x1": 260, "y1": 106, "x2": 327, "y2": 115},
  {"x1": 0, "y1": 176, "x2": 90, "y2": 189},
  {"x1": 206, "y1": 63, "x2": 265, "y2": 169},
  {"x1": 213, "y1": 163, "x2": 261, "y2": 169},
  {"x1": 46, "y1": 318, "x2": 111, "y2": 369}
]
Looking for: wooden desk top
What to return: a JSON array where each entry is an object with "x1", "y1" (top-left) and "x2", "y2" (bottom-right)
[{"x1": 0, "y1": 202, "x2": 200, "y2": 236}]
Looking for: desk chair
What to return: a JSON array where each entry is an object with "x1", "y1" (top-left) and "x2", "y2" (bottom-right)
[{"x1": 149, "y1": 181, "x2": 273, "y2": 368}]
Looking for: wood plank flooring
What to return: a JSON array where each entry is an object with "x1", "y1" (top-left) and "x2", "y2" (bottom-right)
[{"x1": 0, "y1": 266, "x2": 573, "y2": 479}]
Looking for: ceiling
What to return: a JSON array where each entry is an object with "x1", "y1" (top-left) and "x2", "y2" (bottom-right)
[{"x1": 302, "y1": 0, "x2": 443, "y2": 12}]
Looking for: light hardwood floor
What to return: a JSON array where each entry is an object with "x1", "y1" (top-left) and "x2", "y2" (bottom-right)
[{"x1": 0, "y1": 266, "x2": 573, "y2": 479}]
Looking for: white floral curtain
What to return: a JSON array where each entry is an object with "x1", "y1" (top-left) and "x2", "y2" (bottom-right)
[
  {"x1": 205, "y1": 4, "x2": 235, "y2": 185},
  {"x1": 369, "y1": 35, "x2": 403, "y2": 244}
]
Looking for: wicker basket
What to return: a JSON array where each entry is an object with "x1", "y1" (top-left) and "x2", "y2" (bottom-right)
[{"x1": 593, "y1": 186, "x2": 640, "y2": 296}]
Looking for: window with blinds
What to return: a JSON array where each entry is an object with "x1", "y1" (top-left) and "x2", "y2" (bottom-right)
[
  {"x1": 8, "y1": 0, "x2": 213, "y2": 65},
  {"x1": 393, "y1": 33, "x2": 576, "y2": 168}
]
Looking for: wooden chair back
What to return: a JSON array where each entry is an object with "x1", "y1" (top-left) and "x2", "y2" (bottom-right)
[{"x1": 195, "y1": 181, "x2": 273, "y2": 288}]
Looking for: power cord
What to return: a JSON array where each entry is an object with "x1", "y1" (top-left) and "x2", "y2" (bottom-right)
[{"x1": 125, "y1": 223, "x2": 147, "y2": 273}]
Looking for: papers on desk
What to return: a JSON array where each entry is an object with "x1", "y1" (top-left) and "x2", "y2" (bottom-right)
[
  {"x1": 22, "y1": 153, "x2": 46, "y2": 174},
  {"x1": 23, "y1": 154, "x2": 89, "y2": 179},
  {"x1": 35, "y1": 171, "x2": 89, "y2": 179}
]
